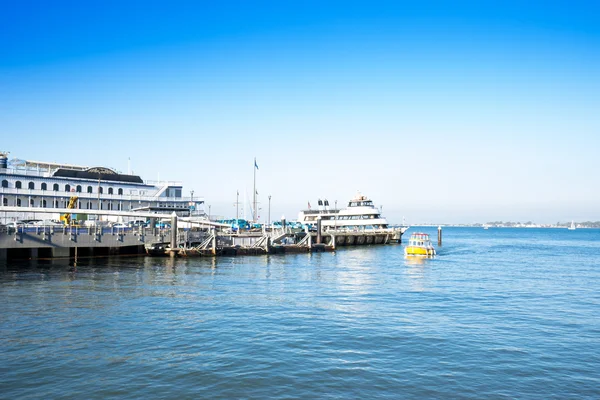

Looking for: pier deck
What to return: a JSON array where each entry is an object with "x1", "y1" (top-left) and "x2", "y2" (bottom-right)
[{"x1": 0, "y1": 207, "x2": 405, "y2": 262}]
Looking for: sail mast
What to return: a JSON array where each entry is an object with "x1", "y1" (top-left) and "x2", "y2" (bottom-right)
[{"x1": 253, "y1": 158, "x2": 258, "y2": 222}]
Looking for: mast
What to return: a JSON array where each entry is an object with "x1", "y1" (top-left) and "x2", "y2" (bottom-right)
[
  {"x1": 244, "y1": 188, "x2": 248, "y2": 220},
  {"x1": 253, "y1": 157, "x2": 258, "y2": 222}
]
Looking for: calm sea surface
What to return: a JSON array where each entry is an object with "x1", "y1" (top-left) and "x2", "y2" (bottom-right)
[{"x1": 1, "y1": 227, "x2": 599, "y2": 399}]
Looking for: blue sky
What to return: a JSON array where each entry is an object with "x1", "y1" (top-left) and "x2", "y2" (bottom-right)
[{"x1": 1, "y1": 1, "x2": 599, "y2": 223}]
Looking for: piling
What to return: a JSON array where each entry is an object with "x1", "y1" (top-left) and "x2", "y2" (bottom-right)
[
  {"x1": 316, "y1": 217, "x2": 322, "y2": 244},
  {"x1": 170, "y1": 212, "x2": 178, "y2": 252},
  {"x1": 211, "y1": 227, "x2": 216, "y2": 255},
  {"x1": 437, "y1": 226, "x2": 442, "y2": 246}
]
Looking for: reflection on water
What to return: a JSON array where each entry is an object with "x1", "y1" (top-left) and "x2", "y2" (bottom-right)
[{"x1": 1, "y1": 228, "x2": 600, "y2": 399}]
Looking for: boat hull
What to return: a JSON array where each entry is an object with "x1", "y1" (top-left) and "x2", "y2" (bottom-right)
[{"x1": 404, "y1": 246, "x2": 436, "y2": 257}]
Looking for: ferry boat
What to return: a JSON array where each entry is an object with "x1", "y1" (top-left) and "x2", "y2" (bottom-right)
[
  {"x1": 296, "y1": 192, "x2": 407, "y2": 243},
  {"x1": 0, "y1": 152, "x2": 205, "y2": 225},
  {"x1": 404, "y1": 232, "x2": 436, "y2": 257}
]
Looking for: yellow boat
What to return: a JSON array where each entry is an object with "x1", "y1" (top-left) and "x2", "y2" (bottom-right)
[{"x1": 404, "y1": 232, "x2": 436, "y2": 257}]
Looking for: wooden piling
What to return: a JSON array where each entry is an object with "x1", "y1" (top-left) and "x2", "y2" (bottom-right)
[
  {"x1": 170, "y1": 212, "x2": 178, "y2": 250},
  {"x1": 316, "y1": 217, "x2": 322, "y2": 244}
]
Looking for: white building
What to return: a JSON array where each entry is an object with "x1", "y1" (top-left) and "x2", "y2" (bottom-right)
[{"x1": 0, "y1": 153, "x2": 204, "y2": 224}]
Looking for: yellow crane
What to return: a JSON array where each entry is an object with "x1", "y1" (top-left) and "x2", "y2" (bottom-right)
[{"x1": 60, "y1": 196, "x2": 78, "y2": 226}]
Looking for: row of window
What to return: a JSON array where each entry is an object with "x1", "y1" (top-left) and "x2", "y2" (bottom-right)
[
  {"x1": 336, "y1": 215, "x2": 380, "y2": 220},
  {"x1": 348, "y1": 201, "x2": 374, "y2": 207},
  {"x1": 2, "y1": 197, "x2": 125, "y2": 210},
  {"x1": 1, "y1": 180, "x2": 124, "y2": 195},
  {"x1": 305, "y1": 214, "x2": 381, "y2": 221}
]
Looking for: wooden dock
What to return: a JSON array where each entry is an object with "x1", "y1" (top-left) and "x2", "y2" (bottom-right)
[{"x1": 0, "y1": 209, "x2": 405, "y2": 262}]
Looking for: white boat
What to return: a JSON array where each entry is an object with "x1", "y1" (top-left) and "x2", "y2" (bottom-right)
[
  {"x1": 483, "y1": 224, "x2": 489, "y2": 230},
  {"x1": 297, "y1": 192, "x2": 407, "y2": 240},
  {"x1": 568, "y1": 220, "x2": 576, "y2": 230}
]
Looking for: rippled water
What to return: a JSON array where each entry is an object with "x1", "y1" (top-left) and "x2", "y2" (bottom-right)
[{"x1": 1, "y1": 227, "x2": 599, "y2": 399}]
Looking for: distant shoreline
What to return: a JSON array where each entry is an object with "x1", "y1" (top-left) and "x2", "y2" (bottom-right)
[{"x1": 404, "y1": 224, "x2": 598, "y2": 229}]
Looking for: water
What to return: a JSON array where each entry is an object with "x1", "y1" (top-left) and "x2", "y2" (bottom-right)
[{"x1": 1, "y1": 227, "x2": 599, "y2": 399}]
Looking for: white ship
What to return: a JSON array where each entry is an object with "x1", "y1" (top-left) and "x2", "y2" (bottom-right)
[
  {"x1": 297, "y1": 193, "x2": 407, "y2": 238},
  {"x1": 0, "y1": 152, "x2": 205, "y2": 224}
]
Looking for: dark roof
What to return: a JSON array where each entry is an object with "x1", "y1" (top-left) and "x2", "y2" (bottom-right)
[{"x1": 52, "y1": 168, "x2": 144, "y2": 183}]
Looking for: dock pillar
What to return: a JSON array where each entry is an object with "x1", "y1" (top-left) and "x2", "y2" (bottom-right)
[
  {"x1": 331, "y1": 234, "x2": 336, "y2": 250},
  {"x1": 437, "y1": 226, "x2": 442, "y2": 246},
  {"x1": 211, "y1": 228, "x2": 216, "y2": 256},
  {"x1": 0, "y1": 248, "x2": 7, "y2": 263},
  {"x1": 170, "y1": 212, "x2": 178, "y2": 250},
  {"x1": 316, "y1": 217, "x2": 322, "y2": 244}
]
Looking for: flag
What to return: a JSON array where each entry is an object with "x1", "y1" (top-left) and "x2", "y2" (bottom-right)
[
  {"x1": 254, "y1": 158, "x2": 259, "y2": 170},
  {"x1": 308, "y1": 202, "x2": 311, "y2": 209}
]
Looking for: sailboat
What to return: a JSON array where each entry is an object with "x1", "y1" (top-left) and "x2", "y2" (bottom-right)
[{"x1": 568, "y1": 220, "x2": 576, "y2": 230}]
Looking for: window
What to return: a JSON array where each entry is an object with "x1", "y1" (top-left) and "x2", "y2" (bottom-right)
[
  {"x1": 42, "y1": 199, "x2": 47, "y2": 208},
  {"x1": 16, "y1": 198, "x2": 21, "y2": 207},
  {"x1": 41, "y1": 183, "x2": 47, "y2": 190},
  {"x1": 87, "y1": 186, "x2": 93, "y2": 193},
  {"x1": 29, "y1": 198, "x2": 34, "y2": 207},
  {"x1": 118, "y1": 188, "x2": 123, "y2": 195},
  {"x1": 53, "y1": 183, "x2": 59, "y2": 191},
  {"x1": 1, "y1": 180, "x2": 8, "y2": 188},
  {"x1": 108, "y1": 187, "x2": 113, "y2": 195},
  {"x1": 76, "y1": 185, "x2": 82, "y2": 193},
  {"x1": 15, "y1": 181, "x2": 22, "y2": 189},
  {"x1": 28, "y1": 182, "x2": 35, "y2": 190},
  {"x1": 65, "y1": 184, "x2": 71, "y2": 192},
  {"x1": 2, "y1": 198, "x2": 7, "y2": 206},
  {"x1": 98, "y1": 187, "x2": 103, "y2": 194}
]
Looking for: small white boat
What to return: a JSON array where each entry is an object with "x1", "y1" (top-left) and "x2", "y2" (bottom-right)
[{"x1": 568, "y1": 221, "x2": 576, "y2": 230}]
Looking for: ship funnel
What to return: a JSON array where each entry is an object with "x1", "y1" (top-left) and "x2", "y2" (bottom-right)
[
  {"x1": 324, "y1": 199, "x2": 329, "y2": 211},
  {"x1": 318, "y1": 198, "x2": 323, "y2": 211}
]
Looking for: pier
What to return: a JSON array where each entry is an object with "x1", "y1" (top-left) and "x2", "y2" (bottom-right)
[{"x1": 0, "y1": 206, "x2": 404, "y2": 262}]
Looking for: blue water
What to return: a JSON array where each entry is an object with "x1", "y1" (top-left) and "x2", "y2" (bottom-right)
[{"x1": 1, "y1": 227, "x2": 599, "y2": 399}]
